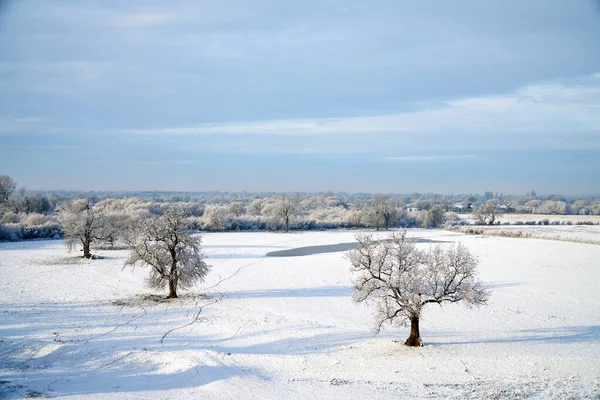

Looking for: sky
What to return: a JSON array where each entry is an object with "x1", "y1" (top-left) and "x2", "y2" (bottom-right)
[{"x1": 1, "y1": 0, "x2": 599, "y2": 195}]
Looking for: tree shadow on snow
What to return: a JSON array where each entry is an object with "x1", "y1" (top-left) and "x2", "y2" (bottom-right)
[
  {"x1": 221, "y1": 286, "x2": 352, "y2": 299},
  {"x1": 203, "y1": 244, "x2": 287, "y2": 249},
  {"x1": 0, "y1": 300, "x2": 266, "y2": 398},
  {"x1": 432, "y1": 325, "x2": 600, "y2": 346},
  {"x1": 480, "y1": 281, "x2": 523, "y2": 289},
  {"x1": 204, "y1": 253, "x2": 266, "y2": 259},
  {"x1": 163, "y1": 330, "x2": 370, "y2": 356}
]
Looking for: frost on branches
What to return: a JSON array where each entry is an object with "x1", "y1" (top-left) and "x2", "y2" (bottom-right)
[
  {"x1": 124, "y1": 210, "x2": 210, "y2": 299},
  {"x1": 347, "y1": 231, "x2": 489, "y2": 346},
  {"x1": 59, "y1": 198, "x2": 106, "y2": 259}
]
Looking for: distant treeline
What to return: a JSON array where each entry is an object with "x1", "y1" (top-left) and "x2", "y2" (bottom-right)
[{"x1": 1, "y1": 174, "x2": 599, "y2": 242}]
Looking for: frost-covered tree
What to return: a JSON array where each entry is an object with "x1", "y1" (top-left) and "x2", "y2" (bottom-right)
[
  {"x1": 420, "y1": 205, "x2": 445, "y2": 228},
  {"x1": 99, "y1": 212, "x2": 131, "y2": 248},
  {"x1": 273, "y1": 195, "x2": 300, "y2": 232},
  {"x1": 246, "y1": 198, "x2": 265, "y2": 216},
  {"x1": 227, "y1": 201, "x2": 244, "y2": 217},
  {"x1": 474, "y1": 200, "x2": 501, "y2": 225},
  {"x1": 363, "y1": 195, "x2": 397, "y2": 230},
  {"x1": 124, "y1": 210, "x2": 210, "y2": 298},
  {"x1": 202, "y1": 204, "x2": 229, "y2": 231},
  {"x1": 59, "y1": 199, "x2": 107, "y2": 258},
  {"x1": 536, "y1": 200, "x2": 569, "y2": 215},
  {"x1": 0, "y1": 175, "x2": 17, "y2": 204},
  {"x1": 347, "y1": 231, "x2": 488, "y2": 346},
  {"x1": 571, "y1": 199, "x2": 591, "y2": 215},
  {"x1": 10, "y1": 192, "x2": 52, "y2": 215}
]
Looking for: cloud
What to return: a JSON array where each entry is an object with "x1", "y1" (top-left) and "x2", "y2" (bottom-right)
[
  {"x1": 122, "y1": 74, "x2": 600, "y2": 137},
  {"x1": 383, "y1": 155, "x2": 477, "y2": 162},
  {"x1": 0, "y1": 61, "x2": 113, "y2": 94},
  {"x1": 111, "y1": 12, "x2": 180, "y2": 28},
  {"x1": 134, "y1": 160, "x2": 194, "y2": 165},
  {"x1": 0, "y1": 145, "x2": 80, "y2": 150},
  {"x1": 0, "y1": 116, "x2": 44, "y2": 132}
]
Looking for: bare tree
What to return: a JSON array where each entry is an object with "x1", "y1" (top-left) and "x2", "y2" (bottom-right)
[
  {"x1": 363, "y1": 195, "x2": 397, "y2": 230},
  {"x1": 227, "y1": 201, "x2": 244, "y2": 217},
  {"x1": 474, "y1": 200, "x2": 502, "y2": 225},
  {"x1": 420, "y1": 205, "x2": 445, "y2": 228},
  {"x1": 99, "y1": 212, "x2": 131, "y2": 249},
  {"x1": 124, "y1": 210, "x2": 210, "y2": 299},
  {"x1": 347, "y1": 231, "x2": 488, "y2": 346},
  {"x1": 202, "y1": 204, "x2": 229, "y2": 231},
  {"x1": 273, "y1": 195, "x2": 300, "y2": 233},
  {"x1": 59, "y1": 198, "x2": 106, "y2": 259},
  {"x1": 0, "y1": 175, "x2": 17, "y2": 204}
]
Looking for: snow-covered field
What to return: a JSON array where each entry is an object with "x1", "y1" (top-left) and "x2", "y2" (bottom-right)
[
  {"x1": 465, "y1": 224, "x2": 600, "y2": 244},
  {"x1": 458, "y1": 213, "x2": 600, "y2": 225},
  {"x1": 1, "y1": 230, "x2": 599, "y2": 399},
  {"x1": 457, "y1": 214, "x2": 600, "y2": 244}
]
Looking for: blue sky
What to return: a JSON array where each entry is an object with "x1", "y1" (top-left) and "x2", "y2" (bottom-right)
[{"x1": 1, "y1": 0, "x2": 599, "y2": 194}]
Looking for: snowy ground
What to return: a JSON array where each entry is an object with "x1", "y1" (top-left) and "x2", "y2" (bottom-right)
[
  {"x1": 1, "y1": 230, "x2": 599, "y2": 399},
  {"x1": 458, "y1": 213, "x2": 600, "y2": 226},
  {"x1": 456, "y1": 214, "x2": 600, "y2": 244},
  {"x1": 464, "y1": 224, "x2": 600, "y2": 244}
]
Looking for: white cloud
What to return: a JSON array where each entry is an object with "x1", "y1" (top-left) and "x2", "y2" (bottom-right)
[
  {"x1": 0, "y1": 145, "x2": 80, "y2": 150},
  {"x1": 111, "y1": 12, "x2": 180, "y2": 28},
  {"x1": 123, "y1": 74, "x2": 600, "y2": 137},
  {"x1": 134, "y1": 160, "x2": 194, "y2": 165},
  {"x1": 0, "y1": 116, "x2": 44, "y2": 132},
  {"x1": 384, "y1": 155, "x2": 477, "y2": 162}
]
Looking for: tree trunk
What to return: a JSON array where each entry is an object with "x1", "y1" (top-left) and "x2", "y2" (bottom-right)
[
  {"x1": 405, "y1": 316, "x2": 423, "y2": 347},
  {"x1": 167, "y1": 278, "x2": 178, "y2": 299},
  {"x1": 166, "y1": 261, "x2": 178, "y2": 299},
  {"x1": 285, "y1": 217, "x2": 289, "y2": 233},
  {"x1": 82, "y1": 240, "x2": 92, "y2": 259}
]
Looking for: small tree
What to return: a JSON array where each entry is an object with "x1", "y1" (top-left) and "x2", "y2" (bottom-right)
[
  {"x1": 420, "y1": 205, "x2": 445, "y2": 228},
  {"x1": 99, "y1": 212, "x2": 130, "y2": 248},
  {"x1": 474, "y1": 200, "x2": 501, "y2": 225},
  {"x1": 0, "y1": 175, "x2": 17, "y2": 205},
  {"x1": 363, "y1": 195, "x2": 397, "y2": 230},
  {"x1": 227, "y1": 201, "x2": 244, "y2": 217},
  {"x1": 124, "y1": 210, "x2": 210, "y2": 299},
  {"x1": 202, "y1": 205, "x2": 229, "y2": 231},
  {"x1": 273, "y1": 195, "x2": 300, "y2": 233},
  {"x1": 347, "y1": 231, "x2": 488, "y2": 346},
  {"x1": 59, "y1": 198, "x2": 106, "y2": 259}
]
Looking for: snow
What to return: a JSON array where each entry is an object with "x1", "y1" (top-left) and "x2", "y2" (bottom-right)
[
  {"x1": 1, "y1": 230, "x2": 599, "y2": 399},
  {"x1": 468, "y1": 224, "x2": 600, "y2": 243}
]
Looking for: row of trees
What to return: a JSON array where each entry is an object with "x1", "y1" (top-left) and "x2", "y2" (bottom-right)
[
  {"x1": 58, "y1": 198, "x2": 210, "y2": 298},
  {"x1": 3, "y1": 173, "x2": 600, "y2": 243},
  {"x1": 0, "y1": 175, "x2": 58, "y2": 214},
  {"x1": 0, "y1": 175, "x2": 65, "y2": 241}
]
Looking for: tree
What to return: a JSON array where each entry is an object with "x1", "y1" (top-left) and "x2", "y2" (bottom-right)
[
  {"x1": 124, "y1": 210, "x2": 210, "y2": 299},
  {"x1": 227, "y1": 201, "x2": 244, "y2": 217},
  {"x1": 347, "y1": 231, "x2": 488, "y2": 346},
  {"x1": 363, "y1": 195, "x2": 397, "y2": 230},
  {"x1": 0, "y1": 175, "x2": 17, "y2": 204},
  {"x1": 59, "y1": 198, "x2": 106, "y2": 259},
  {"x1": 420, "y1": 205, "x2": 445, "y2": 228},
  {"x1": 202, "y1": 204, "x2": 229, "y2": 231},
  {"x1": 100, "y1": 212, "x2": 130, "y2": 248},
  {"x1": 273, "y1": 195, "x2": 300, "y2": 232},
  {"x1": 474, "y1": 200, "x2": 501, "y2": 225}
]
